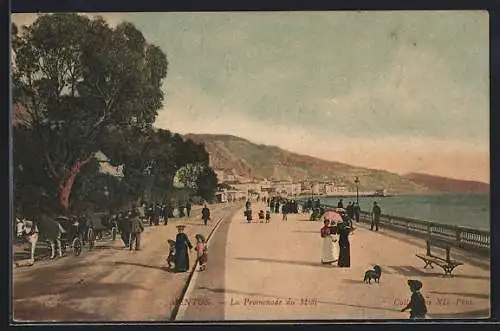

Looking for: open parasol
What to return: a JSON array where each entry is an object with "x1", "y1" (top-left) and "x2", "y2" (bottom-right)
[{"x1": 320, "y1": 209, "x2": 343, "y2": 223}]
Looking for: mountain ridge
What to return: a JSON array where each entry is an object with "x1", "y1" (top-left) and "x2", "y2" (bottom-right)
[
  {"x1": 182, "y1": 133, "x2": 489, "y2": 194},
  {"x1": 403, "y1": 172, "x2": 489, "y2": 194}
]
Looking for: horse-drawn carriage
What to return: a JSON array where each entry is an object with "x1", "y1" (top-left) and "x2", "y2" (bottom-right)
[
  {"x1": 55, "y1": 216, "x2": 87, "y2": 256},
  {"x1": 89, "y1": 212, "x2": 119, "y2": 242},
  {"x1": 15, "y1": 211, "x2": 118, "y2": 266}
]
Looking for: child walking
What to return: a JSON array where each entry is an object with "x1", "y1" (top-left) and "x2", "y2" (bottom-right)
[
  {"x1": 195, "y1": 234, "x2": 208, "y2": 271},
  {"x1": 166, "y1": 239, "x2": 176, "y2": 270},
  {"x1": 401, "y1": 279, "x2": 428, "y2": 319},
  {"x1": 265, "y1": 210, "x2": 271, "y2": 223}
]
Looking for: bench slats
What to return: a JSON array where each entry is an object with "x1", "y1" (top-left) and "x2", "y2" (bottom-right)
[{"x1": 417, "y1": 240, "x2": 464, "y2": 277}]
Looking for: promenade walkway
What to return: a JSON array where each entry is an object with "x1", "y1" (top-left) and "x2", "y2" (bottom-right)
[
  {"x1": 178, "y1": 202, "x2": 490, "y2": 321},
  {"x1": 13, "y1": 203, "x2": 239, "y2": 322}
]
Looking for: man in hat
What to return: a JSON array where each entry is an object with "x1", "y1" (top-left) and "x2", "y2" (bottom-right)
[
  {"x1": 186, "y1": 200, "x2": 192, "y2": 217},
  {"x1": 371, "y1": 201, "x2": 381, "y2": 231},
  {"x1": 118, "y1": 211, "x2": 130, "y2": 248},
  {"x1": 174, "y1": 225, "x2": 193, "y2": 272},
  {"x1": 346, "y1": 202, "x2": 355, "y2": 221},
  {"x1": 401, "y1": 279, "x2": 427, "y2": 319},
  {"x1": 129, "y1": 208, "x2": 144, "y2": 251},
  {"x1": 201, "y1": 204, "x2": 210, "y2": 226},
  {"x1": 354, "y1": 202, "x2": 361, "y2": 222},
  {"x1": 162, "y1": 203, "x2": 169, "y2": 225},
  {"x1": 337, "y1": 199, "x2": 344, "y2": 209}
]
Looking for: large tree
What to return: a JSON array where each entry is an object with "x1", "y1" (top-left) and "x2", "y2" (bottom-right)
[{"x1": 12, "y1": 14, "x2": 168, "y2": 213}]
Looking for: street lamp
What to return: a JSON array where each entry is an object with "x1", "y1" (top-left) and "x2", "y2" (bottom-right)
[{"x1": 354, "y1": 176, "x2": 360, "y2": 204}]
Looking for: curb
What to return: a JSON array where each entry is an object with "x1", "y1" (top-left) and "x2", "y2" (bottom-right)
[{"x1": 169, "y1": 204, "x2": 238, "y2": 321}]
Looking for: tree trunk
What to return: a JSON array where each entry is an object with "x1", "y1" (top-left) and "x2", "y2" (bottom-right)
[{"x1": 58, "y1": 156, "x2": 93, "y2": 213}]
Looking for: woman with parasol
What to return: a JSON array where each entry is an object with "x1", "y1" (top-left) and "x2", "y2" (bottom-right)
[
  {"x1": 320, "y1": 210, "x2": 341, "y2": 265},
  {"x1": 174, "y1": 225, "x2": 193, "y2": 272}
]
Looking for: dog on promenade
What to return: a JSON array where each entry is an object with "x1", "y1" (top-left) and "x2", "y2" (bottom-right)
[{"x1": 363, "y1": 265, "x2": 382, "y2": 284}]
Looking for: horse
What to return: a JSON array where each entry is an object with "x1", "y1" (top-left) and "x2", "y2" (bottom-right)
[{"x1": 15, "y1": 216, "x2": 66, "y2": 265}]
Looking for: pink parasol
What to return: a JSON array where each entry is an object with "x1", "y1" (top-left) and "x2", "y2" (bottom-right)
[{"x1": 320, "y1": 210, "x2": 343, "y2": 223}]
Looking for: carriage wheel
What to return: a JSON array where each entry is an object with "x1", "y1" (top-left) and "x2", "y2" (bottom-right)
[
  {"x1": 111, "y1": 227, "x2": 117, "y2": 241},
  {"x1": 87, "y1": 228, "x2": 95, "y2": 249},
  {"x1": 72, "y1": 237, "x2": 82, "y2": 256}
]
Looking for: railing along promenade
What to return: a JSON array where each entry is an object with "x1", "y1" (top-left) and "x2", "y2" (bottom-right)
[{"x1": 320, "y1": 204, "x2": 490, "y2": 256}]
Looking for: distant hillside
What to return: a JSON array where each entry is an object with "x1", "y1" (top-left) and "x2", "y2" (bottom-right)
[
  {"x1": 404, "y1": 173, "x2": 489, "y2": 194},
  {"x1": 182, "y1": 133, "x2": 429, "y2": 194}
]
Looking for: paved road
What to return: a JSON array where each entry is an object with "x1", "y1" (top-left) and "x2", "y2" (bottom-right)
[
  {"x1": 177, "y1": 202, "x2": 490, "y2": 321},
  {"x1": 12, "y1": 203, "x2": 240, "y2": 322}
]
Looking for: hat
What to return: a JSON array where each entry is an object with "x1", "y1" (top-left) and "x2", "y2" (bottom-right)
[
  {"x1": 176, "y1": 225, "x2": 186, "y2": 230},
  {"x1": 407, "y1": 279, "x2": 423, "y2": 291},
  {"x1": 195, "y1": 233, "x2": 206, "y2": 242}
]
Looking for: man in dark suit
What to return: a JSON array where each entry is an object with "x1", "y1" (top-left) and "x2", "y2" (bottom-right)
[
  {"x1": 186, "y1": 200, "x2": 192, "y2": 217},
  {"x1": 202, "y1": 204, "x2": 210, "y2": 226},
  {"x1": 129, "y1": 207, "x2": 144, "y2": 251},
  {"x1": 371, "y1": 201, "x2": 381, "y2": 231},
  {"x1": 118, "y1": 212, "x2": 130, "y2": 248}
]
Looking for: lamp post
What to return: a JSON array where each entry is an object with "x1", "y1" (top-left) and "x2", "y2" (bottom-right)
[{"x1": 354, "y1": 176, "x2": 360, "y2": 204}]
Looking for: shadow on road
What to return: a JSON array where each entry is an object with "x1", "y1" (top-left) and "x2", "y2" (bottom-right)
[
  {"x1": 427, "y1": 308, "x2": 490, "y2": 319},
  {"x1": 234, "y1": 257, "x2": 334, "y2": 268},
  {"x1": 92, "y1": 246, "x2": 127, "y2": 251},
  {"x1": 387, "y1": 265, "x2": 490, "y2": 280},
  {"x1": 113, "y1": 261, "x2": 169, "y2": 272},
  {"x1": 13, "y1": 299, "x2": 105, "y2": 322},
  {"x1": 13, "y1": 245, "x2": 52, "y2": 262}
]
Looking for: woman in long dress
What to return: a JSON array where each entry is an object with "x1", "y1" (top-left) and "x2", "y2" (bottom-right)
[
  {"x1": 320, "y1": 219, "x2": 338, "y2": 264},
  {"x1": 174, "y1": 225, "x2": 193, "y2": 272},
  {"x1": 337, "y1": 220, "x2": 351, "y2": 267}
]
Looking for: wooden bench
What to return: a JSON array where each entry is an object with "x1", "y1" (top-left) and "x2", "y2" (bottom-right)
[{"x1": 415, "y1": 240, "x2": 464, "y2": 277}]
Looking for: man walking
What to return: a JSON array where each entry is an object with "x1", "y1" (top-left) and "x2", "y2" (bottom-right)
[
  {"x1": 162, "y1": 203, "x2": 169, "y2": 225},
  {"x1": 346, "y1": 202, "x2": 354, "y2": 221},
  {"x1": 354, "y1": 202, "x2": 361, "y2": 222},
  {"x1": 202, "y1": 204, "x2": 211, "y2": 226},
  {"x1": 186, "y1": 200, "x2": 192, "y2": 217},
  {"x1": 337, "y1": 199, "x2": 344, "y2": 209},
  {"x1": 129, "y1": 207, "x2": 144, "y2": 251},
  {"x1": 147, "y1": 203, "x2": 154, "y2": 226},
  {"x1": 371, "y1": 201, "x2": 381, "y2": 231},
  {"x1": 118, "y1": 212, "x2": 130, "y2": 248}
]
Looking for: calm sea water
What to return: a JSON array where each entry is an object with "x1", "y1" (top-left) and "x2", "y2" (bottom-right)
[{"x1": 319, "y1": 194, "x2": 490, "y2": 231}]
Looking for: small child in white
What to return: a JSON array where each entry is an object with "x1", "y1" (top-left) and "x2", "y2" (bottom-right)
[{"x1": 195, "y1": 234, "x2": 208, "y2": 271}]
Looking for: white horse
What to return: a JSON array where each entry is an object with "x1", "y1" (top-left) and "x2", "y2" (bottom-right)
[{"x1": 15, "y1": 217, "x2": 66, "y2": 265}]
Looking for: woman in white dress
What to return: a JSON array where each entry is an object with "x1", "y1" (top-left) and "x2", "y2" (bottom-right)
[{"x1": 320, "y1": 219, "x2": 338, "y2": 264}]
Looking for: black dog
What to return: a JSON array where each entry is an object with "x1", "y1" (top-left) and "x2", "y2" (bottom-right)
[{"x1": 363, "y1": 265, "x2": 382, "y2": 284}]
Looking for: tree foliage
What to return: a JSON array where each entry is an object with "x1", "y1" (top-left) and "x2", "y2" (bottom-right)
[{"x1": 12, "y1": 14, "x2": 217, "y2": 215}]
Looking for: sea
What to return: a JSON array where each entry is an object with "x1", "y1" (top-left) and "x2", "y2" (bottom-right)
[{"x1": 318, "y1": 193, "x2": 490, "y2": 232}]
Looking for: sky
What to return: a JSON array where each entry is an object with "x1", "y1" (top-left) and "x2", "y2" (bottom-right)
[{"x1": 11, "y1": 11, "x2": 490, "y2": 183}]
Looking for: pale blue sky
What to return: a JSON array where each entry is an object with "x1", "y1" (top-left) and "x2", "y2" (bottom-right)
[{"x1": 12, "y1": 11, "x2": 490, "y2": 182}]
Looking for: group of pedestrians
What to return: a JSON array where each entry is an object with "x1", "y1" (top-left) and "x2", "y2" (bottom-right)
[
  {"x1": 169, "y1": 225, "x2": 209, "y2": 273},
  {"x1": 320, "y1": 213, "x2": 353, "y2": 267},
  {"x1": 110, "y1": 206, "x2": 144, "y2": 251},
  {"x1": 143, "y1": 200, "x2": 193, "y2": 226},
  {"x1": 164, "y1": 203, "x2": 211, "y2": 273},
  {"x1": 336, "y1": 199, "x2": 361, "y2": 222}
]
